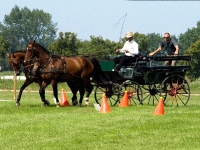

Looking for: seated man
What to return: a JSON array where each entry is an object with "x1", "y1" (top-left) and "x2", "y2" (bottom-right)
[{"x1": 114, "y1": 31, "x2": 139, "y2": 71}]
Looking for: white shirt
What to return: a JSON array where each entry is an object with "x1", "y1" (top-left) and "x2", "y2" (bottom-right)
[{"x1": 119, "y1": 40, "x2": 139, "y2": 56}]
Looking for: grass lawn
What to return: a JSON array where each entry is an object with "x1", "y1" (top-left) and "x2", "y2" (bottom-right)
[{"x1": 0, "y1": 90, "x2": 200, "y2": 150}]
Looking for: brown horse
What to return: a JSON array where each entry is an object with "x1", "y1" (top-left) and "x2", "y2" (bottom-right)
[
  {"x1": 7, "y1": 50, "x2": 85, "y2": 106},
  {"x1": 24, "y1": 41, "x2": 109, "y2": 106},
  {"x1": 7, "y1": 51, "x2": 43, "y2": 106}
]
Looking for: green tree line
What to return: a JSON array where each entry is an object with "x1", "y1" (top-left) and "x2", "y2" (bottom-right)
[{"x1": 1, "y1": 5, "x2": 200, "y2": 80}]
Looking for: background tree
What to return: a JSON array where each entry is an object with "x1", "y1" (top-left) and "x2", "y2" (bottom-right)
[
  {"x1": 185, "y1": 37, "x2": 200, "y2": 80},
  {"x1": 146, "y1": 33, "x2": 162, "y2": 53},
  {"x1": 0, "y1": 5, "x2": 57, "y2": 52},
  {"x1": 0, "y1": 36, "x2": 10, "y2": 58},
  {"x1": 79, "y1": 36, "x2": 118, "y2": 60},
  {"x1": 0, "y1": 36, "x2": 11, "y2": 71},
  {"x1": 178, "y1": 21, "x2": 200, "y2": 54},
  {"x1": 133, "y1": 32, "x2": 148, "y2": 52},
  {"x1": 48, "y1": 32, "x2": 80, "y2": 56}
]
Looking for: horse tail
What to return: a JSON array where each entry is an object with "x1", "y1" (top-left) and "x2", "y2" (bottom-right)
[{"x1": 88, "y1": 58, "x2": 111, "y2": 85}]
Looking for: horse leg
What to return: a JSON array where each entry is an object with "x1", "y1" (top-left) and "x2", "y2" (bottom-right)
[
  {"x1": 67, "y1": 81, "x2": 78, "y2": 106},
  {"x1": 84, "y1": 83, "x2": 94, "y2": 106},
  {"x1": 16, "y1": 79, "x2": 33, "y2": 106},
  {"x1": 39, "y1": 81, "x2": 50, "y2": 107},
  {"x1": 77, "y1": 84, "x2": 85, "y2": 107},
  {"x1": 51, "y1": 81, "x2": 60, "y2": 107}
]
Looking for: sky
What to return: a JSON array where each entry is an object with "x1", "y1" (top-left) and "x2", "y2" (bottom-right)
[{"x1": 0, "y1": 0, "x2": 199, "y2": 42}]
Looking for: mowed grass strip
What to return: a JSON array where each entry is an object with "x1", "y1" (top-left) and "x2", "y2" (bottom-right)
[{"x1": 0, "y1": 91, "x2": 200, "y2": 150}]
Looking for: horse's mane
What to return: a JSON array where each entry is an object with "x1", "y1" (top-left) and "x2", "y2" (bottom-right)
[{"x1": 31, "y1": 42, "x2": 51, "y2": 55}]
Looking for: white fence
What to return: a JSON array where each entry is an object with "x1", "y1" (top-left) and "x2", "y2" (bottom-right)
[{"x1": 0, "y1": 76, "x2": 26, "y2": 80}]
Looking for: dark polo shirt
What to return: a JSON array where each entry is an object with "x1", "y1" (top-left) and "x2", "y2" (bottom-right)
[{"x1": 160, "y1": 38, "x2": 178, "y2": 55}]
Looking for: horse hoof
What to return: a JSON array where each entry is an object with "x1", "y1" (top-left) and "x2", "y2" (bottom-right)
[
  {"x1": 72, "y1": 100, "x2": 78, "y2": 106},
  {"x1": 84, "y1": 98, "x2": 89, "y2": 106},
  {"x1": 45, "y1": 100, "x2": 50, "y2": 106},
  {"x1": 15, "y1": 102, "x2": 20, "y2": 106},
  {"x1": 76, "y1": 103, "x2": 82, "y2": 107},
  {"x1": 41, "y1": 103, "x2": 45, "y2": 107},
  {"x1": 85, "y1": 103, "x2": 89, "y2": 107},
  {"x1": 56, "y1": 103, "x2": 60, "y2": 107}
]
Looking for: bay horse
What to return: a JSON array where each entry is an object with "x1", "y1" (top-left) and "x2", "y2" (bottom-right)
[
  {"x1": 7, "y1": 50, "x2": 85, "y2": 107},
  {"x1": 24, "y1": 41, "x2": 109, "y2": 106}
]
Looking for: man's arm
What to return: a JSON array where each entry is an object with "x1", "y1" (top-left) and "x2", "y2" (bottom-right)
[
  {"x1": 116, "y1": 42, "x2": 127, "y2": 53},
  {"x1": 174, "y1": 45, "x2": 179, "y2": 55},
  {"x1": 149, "y1": 46, "x2": 162, "y2": 56}
]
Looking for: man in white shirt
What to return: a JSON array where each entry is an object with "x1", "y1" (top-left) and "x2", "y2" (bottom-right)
[{"x1": 115, "y1": 32, "x2": 139, "y2": 71}]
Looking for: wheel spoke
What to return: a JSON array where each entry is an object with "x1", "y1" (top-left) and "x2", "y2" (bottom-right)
[
  {"x1": 160, "y1": 75, "x2": 190, "y2": 106},
  {"x1": 118, "y1": 81, "x2": 143, "y2": 105},
  {"x1": 94, "y1": 85, "x2": 119, "y2": 106},
  {"x1": 141, "y1": 84, "x2": 162, "y2": 105}
]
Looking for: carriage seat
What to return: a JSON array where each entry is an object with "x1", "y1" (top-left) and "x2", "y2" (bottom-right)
[
  {"x1": 123, "y1": 58, "x2": 146, "y2": 67},
  {"x1": 115, "y1": 56, "x2": 146, "y2": 68},
  {"x1": 113, "y1": 51, "x2": 147, "y2": 68}
]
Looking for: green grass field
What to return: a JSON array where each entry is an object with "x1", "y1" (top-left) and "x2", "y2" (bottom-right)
[{"x1": 1, "y1": 89, "x2": 200, "y2": 150}]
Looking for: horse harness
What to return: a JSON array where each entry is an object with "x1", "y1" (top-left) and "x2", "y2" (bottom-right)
[
  {"x1": 25, "y1": 43, "x2": 109, "y2": 85},
  {"x1": 28, "y1": 55, "x2": 98, "y2": 84},
  {"x1": 29, "y1": 55, "x2": 67, "y2": 74},
  {"x1": 29, "y1": 55, "x2": 90, "y2": 81}
]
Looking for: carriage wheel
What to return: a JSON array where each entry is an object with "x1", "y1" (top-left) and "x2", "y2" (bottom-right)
[
  {"x1": 160, "y1": 75, "x2": 190, "y2": 106},
  {"x1": 118, "y1": 81, "x2": 143, "y2": 105},
  {"x1": 141, "y1": 84, "x2": 166, "y2": 105},
  {"x1": 94, "y1": 85, "x2": 120, "y2": 106}
]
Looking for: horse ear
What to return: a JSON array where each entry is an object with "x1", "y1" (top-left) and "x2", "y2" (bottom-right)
[
  {"x1": 33, "y1": 40, "x2": 35, "y2": 43},
  {"x1": 12, "y1": 55, "x2": 18, "y2": 64}
]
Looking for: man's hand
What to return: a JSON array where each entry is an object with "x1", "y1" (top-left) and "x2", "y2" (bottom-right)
[
  {"x1": 149, "y1": 52, "x2": 155, "y2": 56},
  {"x1": 125, "y1": 50, "x2": 129, "y2": 53},
  {"x1": 116, "y1": 49, "x2": 120, "y2": 53},
  {"x1": 174, "y1": 51, "x2": 178, "y2": 55}
]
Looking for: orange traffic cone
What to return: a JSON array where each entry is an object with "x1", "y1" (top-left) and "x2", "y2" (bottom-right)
[
  {"x1": 119, "y1": 91, "x2": 129, "y2": 107},
  {"x1": 153, "y1": 97, "x2": 164, "y2": 116},
  {"x1": 60, "y1": 89, "x2": 70, "y2": 106},
  {"x1": 100, "y1": 94, "x2": 111, "y2": 113}
]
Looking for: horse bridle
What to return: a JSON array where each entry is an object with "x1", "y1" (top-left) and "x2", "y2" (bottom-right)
[
  {"x1": 25, "y1": 43, "x2": 52, "y2": 73},
  {"x1": 25, "y1": 43, "x2": 36, "y2": 64}
]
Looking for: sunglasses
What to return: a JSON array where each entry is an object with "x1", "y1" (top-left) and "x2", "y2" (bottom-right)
[{"x1": 164, "y1": 37, "x2": 169, "y2": 39}]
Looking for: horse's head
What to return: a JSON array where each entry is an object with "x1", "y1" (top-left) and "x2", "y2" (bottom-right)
[
  {"x1": 24, "y1": 41, "x2": 37, "y2": 64},
  {"x1": 24, "y1": 41, "x2": 50, "y2": 64},
  {"x1": 7, "y1": 51, "x2": 25, "y2": 76}
]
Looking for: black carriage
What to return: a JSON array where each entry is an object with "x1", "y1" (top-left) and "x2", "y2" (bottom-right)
[{"x1": 94, "y1": 53, "x2": 191, "y2": 106}]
